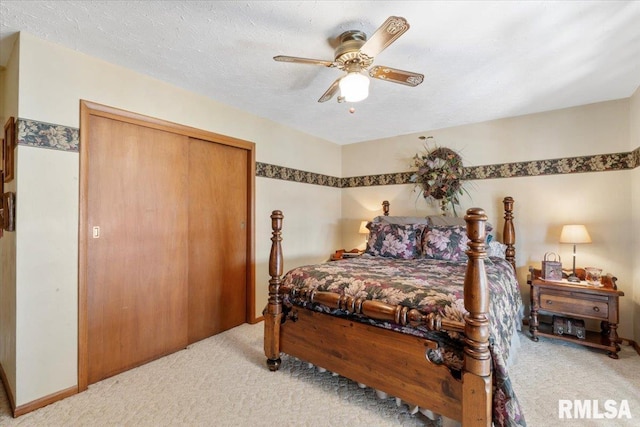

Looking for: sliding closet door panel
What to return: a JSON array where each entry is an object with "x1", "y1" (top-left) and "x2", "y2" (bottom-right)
[
  {"x1": 188, "y1": 138, "x2": 248, "y2": 343},
  {"x1": 87, "y1": 117, "x2": 189, "y2": 384}
]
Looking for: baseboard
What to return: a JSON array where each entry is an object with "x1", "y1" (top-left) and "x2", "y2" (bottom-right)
[
  {"x1": 14, "y1": 385, "x2": 78, "y2": 417},
  {"x1": 620, "y1": 337, "x2": 640, "y2": 357},
  {"x1": 0, "y1": 362, "x2": 16, "y2": 415},
  {"x1": 2, "y1": 360, "x2": 80, "y2": 418}
]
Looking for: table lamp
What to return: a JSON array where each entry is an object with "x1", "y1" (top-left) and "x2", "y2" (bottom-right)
[
  {"x1": 559, "y1": 224, "x2": 591, "y2": 282},
  {"x1": 359, "y1": 221, "x2": 369, "y2": 244}
]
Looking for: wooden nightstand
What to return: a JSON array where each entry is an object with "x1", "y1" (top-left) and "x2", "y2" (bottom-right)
[{"x1": 528, "y1": 267, "x2": 625, "y2": 359}]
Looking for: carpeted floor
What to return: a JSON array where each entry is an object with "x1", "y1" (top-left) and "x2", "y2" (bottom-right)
[{"x1": 0, "y1": 322, "x2": 638, "y2": 426}]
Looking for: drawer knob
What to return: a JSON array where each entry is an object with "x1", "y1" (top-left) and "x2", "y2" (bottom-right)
[
  {"x1": 546, "y1": 300, "x2": 553, "y2": 305},
  {"x1": 593, "y1": 306, "x2": 600, "y2": 312}
]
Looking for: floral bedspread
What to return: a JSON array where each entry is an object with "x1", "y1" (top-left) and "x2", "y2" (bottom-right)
[{"x1": 282, "y1": 255, "x2": 526, "y2": 427}]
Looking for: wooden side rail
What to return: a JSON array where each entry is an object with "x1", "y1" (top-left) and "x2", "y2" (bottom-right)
[{"x1": 286, "y1": 287, "x2": 465, "y2": 334}]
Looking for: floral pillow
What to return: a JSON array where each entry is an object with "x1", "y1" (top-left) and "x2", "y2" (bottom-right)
[
  {"x1": 422, "y1": 225, "x2": 469, "y2": 261},
  {"x1": 365, "y1": 223, "x2": 424, "y2": 259}
]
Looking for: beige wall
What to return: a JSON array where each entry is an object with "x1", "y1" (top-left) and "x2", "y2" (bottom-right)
[
  {"x1": 342, "y1": 99, "x2": 636, "y2": 342},
  {"x1": 9, "y1": 32, "x2": 342, "y2": 407},
  {"x1": 343, "y1": 99, "x2": 630, "y2": 178},
  {"x1": 631, "y1": 86, "x2": 640, "y2": 343}
]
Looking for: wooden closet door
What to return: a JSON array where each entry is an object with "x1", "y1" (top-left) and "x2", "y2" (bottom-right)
[
  {"x1": 86, "y1": 116, "x2": 189, "y2": 384},
  {"x1": 188, "y1": 138, "x2": 247, "y2": 343}
]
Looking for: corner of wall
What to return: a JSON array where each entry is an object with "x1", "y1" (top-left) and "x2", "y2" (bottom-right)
[
  {"x1": 0, "y1": 28, "x2": 20, "y2": 411},
  {"x1": 0, "y1": 69, "x2": 5, "y2": 123},
  {"x1": 630, "y1": 85, "x2": 640, "y2": 344}
]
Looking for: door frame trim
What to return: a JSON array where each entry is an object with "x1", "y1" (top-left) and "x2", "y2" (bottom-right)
[{"x1": 78, "y1": 100, "x2": 256, "y2": 391}]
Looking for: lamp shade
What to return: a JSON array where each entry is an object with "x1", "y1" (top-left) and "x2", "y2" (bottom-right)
[
  {"x1": 559, "y1": 224, "x2": 592, "y2": 244},
  {"x1": 339, "y1": 72, "x2": 369, "y2": 102},
  {"x1": 359, "y1": 221, "x2": 369, "y2": 234}
]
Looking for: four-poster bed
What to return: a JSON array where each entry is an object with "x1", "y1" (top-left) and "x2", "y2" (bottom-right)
[{"x1": 263, "y1": 197, "x2": 523, "y2": 426}]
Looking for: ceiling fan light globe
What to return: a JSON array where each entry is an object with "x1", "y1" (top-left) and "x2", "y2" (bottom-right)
[{"x1": 339, "y1": 72, "x2": 369, "y2": 102}]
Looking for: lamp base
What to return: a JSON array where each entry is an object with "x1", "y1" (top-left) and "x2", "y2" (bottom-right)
[{"x1": 567, "y1": 275, "x2": 580, "y2": 283}]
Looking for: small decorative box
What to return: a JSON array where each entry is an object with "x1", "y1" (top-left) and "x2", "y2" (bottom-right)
[{"x1": 553, "y1": 316, "x2": 585, "y2": 339}]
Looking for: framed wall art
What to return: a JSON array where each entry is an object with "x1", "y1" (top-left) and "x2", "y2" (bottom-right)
[
  {"x1": 3, "y1": 191, "x2": 15, "y2": 231},
  {"x1": 0, "y1": 172, "x2": 3, "y2": 237},
  {"x1": 4, "y1": 117, "x2": 16, "y2": 183},
  {"x1": 1, "y1": 138, "x2": 4, "y2": 183}
]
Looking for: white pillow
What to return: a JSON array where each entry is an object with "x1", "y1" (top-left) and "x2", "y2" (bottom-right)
[
  {"x1": 487, "y1": 241, "x2": 507, "y2": 259},
  {"x1": 372, "y1": 215, "x2": 430, "y2": 225},
  {"x1": 427, "y1": 215, "x2": 494, "y2": 234},
  {"x1": 426, "y1": 215, "x2": 466, "y2": 227}
]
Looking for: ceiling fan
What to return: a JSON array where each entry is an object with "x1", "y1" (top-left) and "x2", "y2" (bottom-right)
[{"x1": 274, "y1": 16, "x2": 424, "y2": 103}]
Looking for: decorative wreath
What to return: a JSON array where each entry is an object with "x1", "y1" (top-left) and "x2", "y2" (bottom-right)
[{"x1": 410, "y1": 143, "x2": 466, "y2": 215}]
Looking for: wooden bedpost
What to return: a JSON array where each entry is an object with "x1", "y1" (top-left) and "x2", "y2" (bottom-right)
[
  {"x1": 502, "y1": 196, "x2": 516, "y2": 271},
  {"x1": 264, "y1": 210, "x2": 284, "y2": 371},
  {"x1": 382, "y1": 200, "x2": 390, "y2": 216},
  {"x1": 463, "y1": 208, "x2": 492, "y2": 427}
]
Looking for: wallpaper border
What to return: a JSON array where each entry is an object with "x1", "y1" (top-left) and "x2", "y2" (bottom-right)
[
  {"x1": 260, "y1": 149, "x2": 639, "y2": 188},
  {"x1": 256, "y1": 162, "x2": 341, "y2": 188},
  {"x1": 17, "y1": 118, "x2": 79, "y2": 152},
  {"x1": 15, "y1": 118, "x2": 640, "y2": 187}
]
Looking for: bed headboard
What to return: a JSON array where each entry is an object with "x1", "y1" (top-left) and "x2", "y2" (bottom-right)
[
  {"x1": 502, "y1": 196, "x2": 515, "y2": 269},
  {"x1": 379, "y1": 197, "x2": 516, "y2": 270}
]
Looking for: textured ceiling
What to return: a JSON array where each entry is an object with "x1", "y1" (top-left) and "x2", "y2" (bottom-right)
[{"x1": 1, "y1": 1, "x2": 639, "y2": 145}]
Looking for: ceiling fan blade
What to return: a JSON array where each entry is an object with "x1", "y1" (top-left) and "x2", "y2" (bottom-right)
[
  {"x1": 274, "y1": 55, "x2": 336, "y2": 67},
  {"x1": 318, "y1": 78, "x2": 341, "y2": 103},
  {"x1": 359, "y1": 16, "x2": 410, "y2": 59},
  {"x1": 369, "y1": 65, "x2": 424, "y2": 87}
]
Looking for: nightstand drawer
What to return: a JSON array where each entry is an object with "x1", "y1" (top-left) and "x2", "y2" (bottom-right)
[{"x1": 539, "y1": 292, "x2": 609, "y2": 320}]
